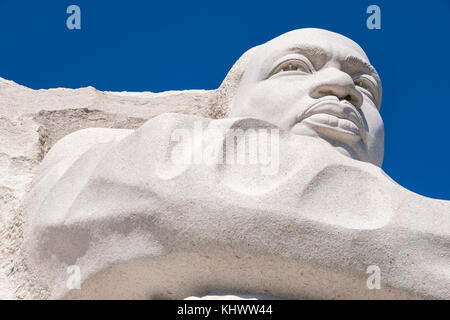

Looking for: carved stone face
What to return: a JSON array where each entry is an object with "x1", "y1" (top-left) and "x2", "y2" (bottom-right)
[{"x1": 230, "y1": 28, "x2": 384, "y2": 166}]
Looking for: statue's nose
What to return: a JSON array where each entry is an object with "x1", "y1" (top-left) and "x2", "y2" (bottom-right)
[{"x1": 309, "y1": 68, "x2": 363, "y2": 108}]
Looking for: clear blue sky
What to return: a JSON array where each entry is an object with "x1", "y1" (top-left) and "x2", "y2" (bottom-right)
[{"x1": 0, "y1": 0, "x2": 449, "y2": 199}]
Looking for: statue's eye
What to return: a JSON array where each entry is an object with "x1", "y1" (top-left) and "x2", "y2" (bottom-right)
[
  {"x1": 353, "y1": 76, "x2": 378, "y2": 104},
  {"x1": 270, "y1": 59, "x2": 313, "y2": 77}
]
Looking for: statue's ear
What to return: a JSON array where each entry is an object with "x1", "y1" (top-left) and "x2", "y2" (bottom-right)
[{"x1": 374, "y1": 72, "x2": 382, "y2": 110}]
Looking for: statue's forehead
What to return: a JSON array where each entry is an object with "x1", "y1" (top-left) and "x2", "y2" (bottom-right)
[{"x1": 255, "y1": 28, "x2": 370, "y2": 65}]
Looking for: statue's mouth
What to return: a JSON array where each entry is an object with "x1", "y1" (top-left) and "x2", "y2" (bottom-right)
[{"x1": 295, "y1": 97, "x2": 366, "y2": 144}]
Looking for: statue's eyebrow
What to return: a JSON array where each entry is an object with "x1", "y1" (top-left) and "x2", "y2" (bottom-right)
[
  {"x1": 283, "y1": 45, "x2": 329, "y2": 68},
  {"x1": 342, "y1": 55, "x2": 378, "y2": 76}
]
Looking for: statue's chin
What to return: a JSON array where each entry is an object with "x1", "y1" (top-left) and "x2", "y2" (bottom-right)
[
  {"x1": 333, "y1": 144, "x2": 357, "y2": 159},
  {"x1": 290, "y1": 123, "x2": 361, "y2": 162}
]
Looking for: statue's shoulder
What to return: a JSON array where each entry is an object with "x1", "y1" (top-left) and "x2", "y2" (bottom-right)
[
  {"x1": 43, "y1": 128, "x2": 132, "y2": 167},
  {"x1": 37, "y1": 127, "x2": 133, "y2": 189},
  {"x1": 24, "y1": 127, "x2": 135, "y2": 229},
  {"x1": 38, "y1": 113, "x2": 211, "y2": 179}
]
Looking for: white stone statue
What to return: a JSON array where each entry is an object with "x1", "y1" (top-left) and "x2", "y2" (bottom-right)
[{"x1": 21, "y1": 28, "x2": 449, "y2": 299}]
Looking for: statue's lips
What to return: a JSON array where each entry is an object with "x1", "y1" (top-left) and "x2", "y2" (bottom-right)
[{"x1": 296, "y1": 99, "x2": 365, "y2": 142}]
